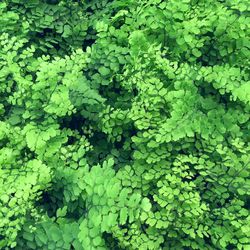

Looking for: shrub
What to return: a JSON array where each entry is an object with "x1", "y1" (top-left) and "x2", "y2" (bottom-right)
[{"x1": 0, "y1": 0, "x2": 249, "y2": 249}]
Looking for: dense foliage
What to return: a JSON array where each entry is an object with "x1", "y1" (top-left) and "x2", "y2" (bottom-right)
[{"x1": 0, "y1": 0, "x2": 250, "y2": 249}]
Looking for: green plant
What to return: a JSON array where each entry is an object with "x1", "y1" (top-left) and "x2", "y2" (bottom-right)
[{"x1": 0, "y1": 0, "x2": 249, "y2": 249}]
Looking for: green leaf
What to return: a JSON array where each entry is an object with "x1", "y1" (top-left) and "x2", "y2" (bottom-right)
[
  {"x1": 93, "y1": 236, "x2": 102, "y2": 246},
  {"x1": 23, "y1": 232, "x2": 34, "y2": 242},
  {"x1": 119, "y1": 207, "x2": 128, "y2": 224},
  {"x1": 0, "y1": 194, "x2": 9, "y2": 203},
  {"x1": 141, "y1": 198, "x2": 152, "y2": 212},
  {"x1": 98, "y1": 66, "x2": 110, "y2": 76},
  {"x1": 192, "y1": 48, "x2": 202, "y2": 57},
  {"x1": 184, "y1": 34, "x2": 192, "y2": 43},
  {"x1": 50, "y1": 226, "x2": 61, "y2": 242},
  {"x1": 56, "y1": 206, "x2": 67, "y2": 218}
]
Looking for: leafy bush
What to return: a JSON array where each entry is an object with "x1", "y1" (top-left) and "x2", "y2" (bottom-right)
[{"x1": 0, "y1": 0, "x2": 249, "y2": 249}]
